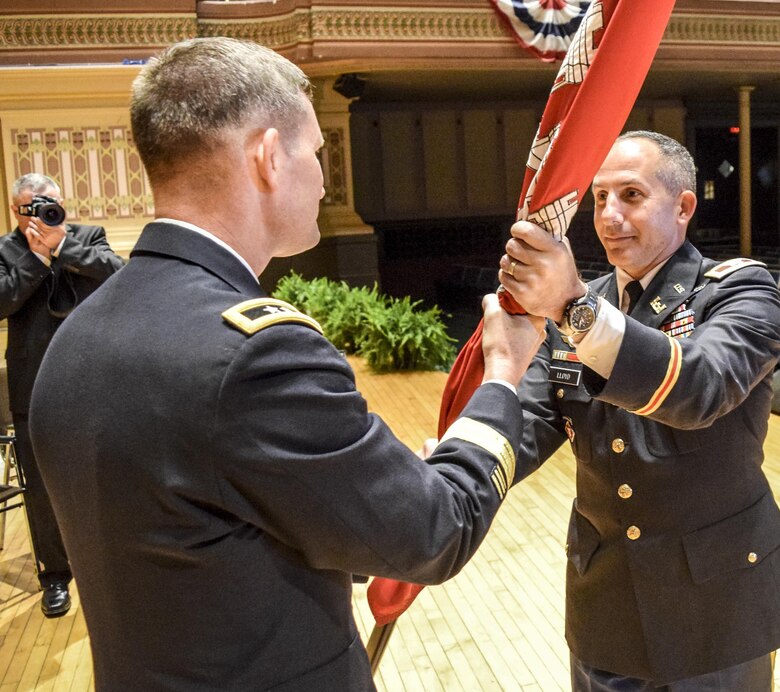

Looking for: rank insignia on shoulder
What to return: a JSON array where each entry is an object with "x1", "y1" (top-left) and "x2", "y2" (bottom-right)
[
  {"x1": 222, "y1": 298, "x2": 323, "y2": 336},
  {"x1": 704, "y1": 257, "x2": 766, "y2": 280}
]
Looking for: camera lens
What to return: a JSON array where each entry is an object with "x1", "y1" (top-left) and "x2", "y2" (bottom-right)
[{"x1": 38, "y1": 202, "x2": 66, "y2": 227}]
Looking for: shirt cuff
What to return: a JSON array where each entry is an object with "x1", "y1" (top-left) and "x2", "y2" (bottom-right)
[
  {"x1": 51, "y1": 236, "x2": 66, "y2": 258},
  {"x1": 482, "y1": 379, "x2": 518, "y2": 396},
  {"x1": 569, "y1": 298, "x2": 625, "y2": 379},
  {"x1": 33, "y1": 251, "x2": 51, "y2": 267}
]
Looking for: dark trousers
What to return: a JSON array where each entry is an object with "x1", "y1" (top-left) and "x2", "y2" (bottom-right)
[
  {"x1": 12, "y1": 415, "x2": 71, "y2": 588},
  {"x1": 571, "y1": 652, "x2": 774, "y2": 691}
]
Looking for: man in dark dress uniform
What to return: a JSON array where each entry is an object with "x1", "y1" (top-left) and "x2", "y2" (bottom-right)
[
  {"x1": 1, "y1": 173, "x2": 124, "y2": 617},
  {"x1": 28, "y1": 38, "x2": 545, "y2": 690},
  {"x1": 500, "y1": 131, "x2": 780, "y2": 690}
]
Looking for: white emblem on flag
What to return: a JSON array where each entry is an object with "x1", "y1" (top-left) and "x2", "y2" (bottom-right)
[
  {"x1": 527, "y1": 193, "x2": 579, "y2": 241},
  {"x1": 553, "y1": 0, "x2": 605, "y2": 91}
]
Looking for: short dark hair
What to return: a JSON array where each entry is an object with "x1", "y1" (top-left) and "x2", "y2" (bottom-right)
[
  {"x1": 617, "y1": 130, "x2": 696, "y2": 194},
  {"x1": 130, "y1": 37, "x2": 312, "y2": 183}
]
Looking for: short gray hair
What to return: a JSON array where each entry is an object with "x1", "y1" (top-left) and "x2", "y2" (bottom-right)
[
  {"x1": 12, "y1": 173, "x2": 60, "y2": 201},
  {"x1": 617, "y1": 130, "x2": 696, "y2": 195},
  {"x1": 130, "y1": 37, "x2": 312, "y2": 183}
]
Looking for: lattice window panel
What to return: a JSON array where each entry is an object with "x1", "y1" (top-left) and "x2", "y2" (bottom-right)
[
  {"x1": 10, "y1": 125, "x2": 153, "y2": 222},
  {"x1": 319, "y1": 127, "x2": 348, "y2": 207}
]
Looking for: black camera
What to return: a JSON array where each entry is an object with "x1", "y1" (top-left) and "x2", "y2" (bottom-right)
[{"x1": 17, "y1": 195, "x2": 66, "y2": 227}]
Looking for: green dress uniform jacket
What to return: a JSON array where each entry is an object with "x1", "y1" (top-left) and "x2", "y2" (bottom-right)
[
  {"x1": 515, "y1": 240, "x2": 780, "y2": 684},
  {"x1": 29, "y1": 222, "x2": 526, "y2": 691}
]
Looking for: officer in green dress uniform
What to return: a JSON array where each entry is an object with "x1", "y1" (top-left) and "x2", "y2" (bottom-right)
[{"x1": 500, "y1": 131, "x2": 780, "y2": 690}]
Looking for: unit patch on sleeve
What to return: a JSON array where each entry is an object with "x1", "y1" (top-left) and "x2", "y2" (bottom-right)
[{"x1": 222, "y1": 298, "x2": 324, "y2": 336}]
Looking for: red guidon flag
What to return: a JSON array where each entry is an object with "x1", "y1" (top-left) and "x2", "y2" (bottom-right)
[{"x1": 367, "y1": 0, "x2": 676, "y2": 630}]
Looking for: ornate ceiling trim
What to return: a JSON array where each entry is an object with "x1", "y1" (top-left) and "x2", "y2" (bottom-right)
[
  {"x1": 198, "y1": 7, "x2": 505, "y2": 50},
  {"x1": 307, "y1": 7, "x2": 503, "y2": 43},
  {"x1": 666, "y1": 13, "x2": 780, "y2": 45},
  {"x1": 0, "y1": 7, "x2": 779, "y2": 63},
  {"x1": 198, "y1": 10, "x2": 310, "y2": 49},
  {"x1": 0, "y1": 14, "x2": 197, "y2": 51},
  {"x1": 199, "y1": 6, "x2": 780, "y2": 50}
]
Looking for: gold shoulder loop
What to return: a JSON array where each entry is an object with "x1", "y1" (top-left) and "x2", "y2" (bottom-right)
[
  {"x1": 222, "y1": 298, "x2": 323, "y2": 336},
  {"x1": 704, "y1": 257, "x2": 766, "y2": 280},
  {"x1": 439, "y1": 417, "x2": 515, "y2": 501}
]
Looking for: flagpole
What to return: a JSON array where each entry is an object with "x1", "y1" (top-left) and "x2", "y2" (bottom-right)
[
  {"x1": 366, "y1": 620, "x2": 397, "y2": 674},
  {"x1": 364, "y1": 0, "x2": 677, "y2": 674}
]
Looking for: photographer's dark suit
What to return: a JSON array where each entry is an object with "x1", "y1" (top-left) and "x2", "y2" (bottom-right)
[{"x1": 0, "y1": 223, "x2": 124, "y2": 586}]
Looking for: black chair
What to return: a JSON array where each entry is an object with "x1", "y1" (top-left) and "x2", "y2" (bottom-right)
[{"x1": 0, "y1": 365, "x2": 37, "y2": 570}]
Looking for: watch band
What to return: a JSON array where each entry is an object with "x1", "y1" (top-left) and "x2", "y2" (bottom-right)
[{"x1": 556, "y1": 286, "x2": 599, "y2": 338}]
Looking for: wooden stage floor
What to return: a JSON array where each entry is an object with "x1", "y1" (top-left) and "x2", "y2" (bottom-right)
[{"x1": 0, "y1": 356, "x2": 777, "y2": 690}]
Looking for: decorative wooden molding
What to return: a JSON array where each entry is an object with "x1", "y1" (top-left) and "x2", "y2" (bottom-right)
[
  {"x1": 2, "y1": 5, "x2": 780, "y2": 65},
  {"x1": 198, "y1": 10, "x2": 310, "y2": 50},
  {"x1": 199, "y1": 5, "x2": 780, "y2": 50},
  {"x1": 666, "y1": 13, "x2": 780, "y2": 45},
  {"x1": 0, "y1": 65, "x2": 139, "y2": 108},
  {"x1": 308, "y1": 7, "x2": 503, "y2": 43},
  {"x1": 0, "y1": 14, "x2": 196, "y2": 50}
]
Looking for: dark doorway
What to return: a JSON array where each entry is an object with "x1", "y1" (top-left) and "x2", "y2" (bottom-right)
[{"x1": 694, "y1": 126, "x2": 778, "y2": 247}]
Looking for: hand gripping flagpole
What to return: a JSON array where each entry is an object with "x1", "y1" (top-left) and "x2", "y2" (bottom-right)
[{"x1": 365, "y1": 0, "x2": 677, "y2": 674}]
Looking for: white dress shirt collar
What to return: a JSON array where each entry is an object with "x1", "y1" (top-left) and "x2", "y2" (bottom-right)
[
  {"x1": 153, "y1": 218, "x2": 259, "y2": 284},
  {"x1": 615, "y1": 260, "x2": 669, "y2": 312}
]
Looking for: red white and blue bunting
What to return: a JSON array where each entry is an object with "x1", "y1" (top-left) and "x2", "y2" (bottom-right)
[{"x1": 490, "y1": 0, "x2": 591, "y2": 61}]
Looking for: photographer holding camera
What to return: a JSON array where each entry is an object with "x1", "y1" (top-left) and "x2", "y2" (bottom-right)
[{"x1": 2, "y1": 173, "x2": 124, "y2": 617}]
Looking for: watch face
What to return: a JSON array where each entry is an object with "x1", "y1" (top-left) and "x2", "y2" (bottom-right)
[{"x1": 569, "y1": 305, "x2": 596, "y2": 331}]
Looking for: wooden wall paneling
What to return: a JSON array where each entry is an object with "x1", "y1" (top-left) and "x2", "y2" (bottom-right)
[
  {"x1": 350, "y1": 108, "x2": 385, "y2": 222},
  {"x1": 623, "y1": 106, "x2": 653, "y2": 135},
  {"x1": 422, "y1": 110, "x2": 463, "y2": 215},
  {"x1": 651, "y1": 103, "x2": 688, "y2": 144},
  {"x1": 502, "y1": 107, "x2": 538, "y2": 209},
  {"x1": 379, "y1": 110, "x2": 425, "y2": 218},
  {"x1": 462, "y1": 108, "x2": 505, "y2": 213}
]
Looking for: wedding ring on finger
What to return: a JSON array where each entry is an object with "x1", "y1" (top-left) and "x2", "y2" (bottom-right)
[{"x1": 509, "y1": 260, "x2": 517, "y2": 278}]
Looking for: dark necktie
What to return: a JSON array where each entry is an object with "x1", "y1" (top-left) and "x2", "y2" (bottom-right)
[{"x1": 624, "y1": 280, "x2": 644, "y2": 316}]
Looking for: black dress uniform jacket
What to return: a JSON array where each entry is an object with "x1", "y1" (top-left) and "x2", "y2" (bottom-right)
[
  {"x1": 516, "y1": 240, "x2": 780, "y2": 684},
  {"x1": 29, "y1": 222, "x2": 527, "y2": 691}
]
